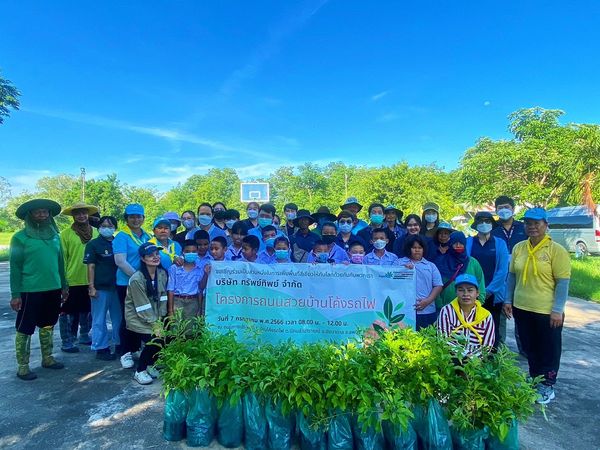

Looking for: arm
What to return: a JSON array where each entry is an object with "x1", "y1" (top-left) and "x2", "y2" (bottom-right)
[
  {"x1": 486, "y1": 239, "x2": 509, "y2": 301},
  {"x1": 58, "y1": 235, "x2": 68, "y2": 291},
  {"x1": 502, "y1": 272, "x2": 516, "y2": 319},
  {"x1": 87, "y1": 263, "x2": 97, "y2": 298},
  {"x1": 549, "y1": 244, "x2": 571, "y2": 326},
  {"x1": 9, "y1": 234, "x2": 24, "y2": 310},
  {"x1": 482, "y1": 315, "x2": 496, "y2": 348},
  {"x1": 114, "y1": 253, "x2": 136, "y2": 277},
  {"x1": 469, "y1": 258, "x2": 486, "y2": 302},
  {"x1": 199, "y1": 264, "x2": 211, "y2": 291}
]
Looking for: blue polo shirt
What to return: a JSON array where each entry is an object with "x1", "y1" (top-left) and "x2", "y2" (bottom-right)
[
  {"x1": 363, "y1": 250, "x2": 399, "y2": 266},
  {"x1": 290, "y1": 230, "x2": 321, "y2": 253},
  {"x1": 113, "y1": 228, "x2": 151, "y2": 286},
  {"x1": 306, "y1": 244, "x2": 349, "y2": 263},
  {"x1": 257, "y1": 250, "x2": 277, "y2": 264},
  {"x1": 225, "y1": 245, "x2": 244, "y2": 261},
  {"x1": 491, "y1": 220, "x2": 527, "y2": 254},
  {"x1": 248, "y1": 226, "x2": 284, "y2": 253},
  {"x1": 358, "y1": 226, "x2": 394, "y2": 253},
  {"x1": 351, "y1": 219, "x2": 369, "y2": 235},
  {"x1": 469, "y1": 237, "x2": 497, "y2": 287},
  {"x1": 185, "y1": 224, "x2": 227, "y2": 241}
]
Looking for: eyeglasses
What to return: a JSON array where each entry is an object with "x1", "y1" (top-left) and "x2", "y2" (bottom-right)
[{"x1": 339, "y1": 220, "x2": 353, "y2": 225}]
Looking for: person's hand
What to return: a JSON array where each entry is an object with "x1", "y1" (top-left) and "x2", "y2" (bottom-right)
[
  {"x1": 61, "y1": 288, "x2": 69, "y2": 302},
  {"x1": 414, "y1": 298, "x2": 432, "y2": 312},
  {"x1": 204, "y1": 264, "x2": 212, "y2": 274},
  {"x1": 550, "y1": 312, "x2": 564, "y2": 328},
  {"x1": 174, "y1": 256, "x2": 184, "y2": 267},
  {"x1": 88, "y1": 286, "x2": 97, "y2": 299},
  {"x1": 10, "y1": 297, "x2": 22, "y2": 312},
  {"x1": 502, "y1": 303, "x2": 513, "y2": 319}
]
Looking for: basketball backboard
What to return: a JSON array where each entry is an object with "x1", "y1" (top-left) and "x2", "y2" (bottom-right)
[{"x1": 240, "y1": 182, "x2": 270, "y2": 203}]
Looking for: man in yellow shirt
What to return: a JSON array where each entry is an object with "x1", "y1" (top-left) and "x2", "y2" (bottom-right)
[
  {"x1": 503, "y1": 207, "x2": 571, "y2": 405},
  {"x1": 59, "y1": 203, "x2": 99, "y2": 352}
]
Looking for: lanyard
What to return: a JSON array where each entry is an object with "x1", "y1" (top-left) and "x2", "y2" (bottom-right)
[
  {"x1": 149, "y1": 237, "x2": 177, "y2": 262},
  {"x1": 501, "y1": 224, "x2": 514, "y2": 242}
]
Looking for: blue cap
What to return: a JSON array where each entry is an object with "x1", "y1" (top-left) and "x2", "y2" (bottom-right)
[
  {"x1": 455, "y1": 274, "x2": 479, "y2": 289},
  {"x1": 523, "y1": 207, "x2": 547, "y2": 222},
  {"x1": 152, "y1": 217, "x2": 171, "y2": 229},
  {"x1": 163, "y1": 211, "x2": 181, "y2": 223},
  {"x1": 125, "y1": 203, "x2": 145, "y2": 216},
  {"x1": 138, "y1": 242, "x2": 163, "y2": 257}
]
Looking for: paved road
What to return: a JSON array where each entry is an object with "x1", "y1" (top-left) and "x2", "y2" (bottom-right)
[{"x1": 0, "y1": 261, "x2": 598, "y2": 449}]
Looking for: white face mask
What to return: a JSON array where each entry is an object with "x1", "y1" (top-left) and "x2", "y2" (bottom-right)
[
  {"x1": 373, "y1": 239, "x2": 387, "y2": 250},
  {"x1": 476, "y1": 223, "x2": 493, "y2": 234}
]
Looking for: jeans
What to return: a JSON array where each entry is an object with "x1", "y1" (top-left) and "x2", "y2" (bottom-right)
[
  {"x1": 91, "y1": 289, "x2": 122, "y2": 351},
  {"x1": 416, "y1": 312, "x2": 437, "y2": 331},
  {"x1": 117, "y1": 285, "x2": 141, "y2": 355}
]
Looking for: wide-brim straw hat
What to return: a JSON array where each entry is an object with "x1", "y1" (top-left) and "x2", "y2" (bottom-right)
[{"x1": 16, "y1": 199, "x2": 62, "y2": 220}]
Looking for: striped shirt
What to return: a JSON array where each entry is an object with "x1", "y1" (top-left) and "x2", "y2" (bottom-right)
[{"x1": 437, "y1": 303, "x2": 495, "y2": 356}]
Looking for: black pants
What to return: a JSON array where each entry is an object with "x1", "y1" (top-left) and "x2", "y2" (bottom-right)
[
  {"x1": 16, "y1": 290, "x2": 62, "y2": 335},
  {"x1": 135, "y1": 333, "x2": 164, "y2": 372},
  {"x1": 117, "y1": 285, "x2": 141, "y2": 355},
  {"x1": 513, "y1": 307, "x2": 562, "y2": 386},
  {"x1": 482, "y1": 294, "x2": 502, "y2": 348}
]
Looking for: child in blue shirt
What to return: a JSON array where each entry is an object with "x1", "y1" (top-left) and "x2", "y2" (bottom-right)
[
  {"x1": 167, "y1": 240, "x2": 204, "y2": 320},
  {"x1": 364, "y1": 229, "x2": 400, "y2": 265}
]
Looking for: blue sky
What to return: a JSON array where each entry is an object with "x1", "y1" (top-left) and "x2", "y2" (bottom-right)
[{"x1": 1, "y1": 1, "x2": 599, "y2": 194}]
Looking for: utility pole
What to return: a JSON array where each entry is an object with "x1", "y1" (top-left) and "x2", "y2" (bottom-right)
[
  {"x1": 80, "y1": 167, "x2": 86, "y2": 202},
  {"x1": 344, "y1": 172, "x2": 348, "y2": 199}
]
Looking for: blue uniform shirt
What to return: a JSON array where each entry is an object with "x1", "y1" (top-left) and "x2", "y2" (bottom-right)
[
  {"x1": 491, "y1": 220, "x2": 527, "y2": 254},
  {"x1": 336, "y1": 233, "x2": 367, "y2": 252},
  {"x1": 248, "y1": 226, "x2": 284, "y2": 253},
  {"x1": 306, "y1": 244, "x2": 349, "y2": 263},
  {"x1": 256, "y1": 250, "x2": 277, "y2": 264},
  {"x1": 113, "y1": 228, "x2": 151, "y2": 286},
  {"x1": 225, "y1": 245, "x2": 244, "y2": 261},
  {"x1": 363, "y1": 250, "x2": 399, "y2": 266},
  {"x1": 186, "y1": 224, "x2": 227, "y2": 242},
  {"x1": 167, "y1": 264, "x2": 204, "y2": 296}
]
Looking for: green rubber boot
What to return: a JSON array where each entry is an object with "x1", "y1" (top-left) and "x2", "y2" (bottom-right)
[
  {"x1": 39, "y1": 326, "x2": 65, "y2": 370},
  {"x1": 15, "y1": 332, "x2": 37, "y2": 380}
]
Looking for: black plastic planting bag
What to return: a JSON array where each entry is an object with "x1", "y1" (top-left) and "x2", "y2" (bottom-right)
[
  {"x1": 217, "y1": 395, "x2": 244, "y2": 448},
  {"x1": 327, "y1": 412, "x2": 354, "y2": 450},
  {"x1": 382, "y1": 420, "x2": 418, "y2": 450},
  {"x1": 486, "y1": 420, "x2": 519, "y2": 450},
  {"x1": 451, "y1": 427, "x2": 488, "y2": 450},
  {"x1": 266, "y1": 400, "x2": 294, "y2": 449},
  {"x1": 351, "y1": 415, "x2": 385, "y2": 450},
  {"x1": 243, "y1": 392, "x2": 268, "y2": 450},
  {"x1": 163, "y1": 389, "x2": 188, "y2": 441},
  {"x1": 186, "y1": 388, "x2": 217, "y2": 447},
  {"x1": 412, "y1": 400, "x2": 452, "y2": 450},
  {"x1": 298, "y1": 411, "x2": 327, "y2": 450}
]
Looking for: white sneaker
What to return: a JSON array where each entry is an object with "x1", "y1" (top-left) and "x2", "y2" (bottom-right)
[
  {"x1": 120, "y1": 352, "x2": 134, "y2": 369},
  {"x1": 146, "y1": 365, "x2": 159, "y2": 379},
  {"x1": 134, "y1": 370, "x2": 153, "y2": 385}
]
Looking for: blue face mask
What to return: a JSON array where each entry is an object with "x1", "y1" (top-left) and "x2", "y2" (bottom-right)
[
  {"x1": 258, "y1": 217, "x2": 273, "y2": 228},
  {"x1": 99, "y1": 227, "x2": 115, "y2": 238},
  {"x1": 247, "y1": 209, "x2": 259, "y2": 219},
  {"x1": 497, "y1": 208, "x2": 513, "y2": 221},
  {"x1": 286, "y1": 212, "x2": 297, "y2": 221},
  {"x1": 275, "y1": 249, "x2": 289, "y2": 260},
  {"x1": 183, "y1": 252, "x2": 198, "y2": 263},
  {"x1": 198, "y1": 215, "x2": 212, "y2": 226},
  {"x1": 370, "y1": 214, "x2": 384, "y2": 225},
  {"x1": 424, "y1": 213, "x2": 438, "y2": 223},
  {"x1": 265, "y1": 237, "x2": 276, "y2": 248},
  {"x1": 339, "y1": 222, "x2": 353, "y2": 233},
  {"x1": 225, "y1": 219, "x2": 236, "y2": 229},
  {"x1": 183, "y1": 219, "x2": 195, "y2": 229},
  {"x1": 476, "y1": 223, "x2": 493, "y2": 234},
  {"x1": 316, "y1": 252, "x2": 329, "y2": 263}
]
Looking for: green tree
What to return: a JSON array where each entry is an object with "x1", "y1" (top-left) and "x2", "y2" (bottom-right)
[{"x1": 0, "y1": 72, "x2": 20, "y2": 124}]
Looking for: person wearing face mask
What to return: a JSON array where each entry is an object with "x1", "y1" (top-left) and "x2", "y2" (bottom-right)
[
  {"x1": 435, "y1": 231, "x2": 486, "y2": 311},
  {"x1": 281, "y1": 203, "x2": 299, "y2": 236},
  {"x1": 174, "y1": 210, "x2": 196, "y2": 247},
  {"x1": 393, "y1": 214, "x2": 428, "y2": 258},
  {"x1": 491, "y1": 196, "x2": 527, "y2": 253},
  {"x1": 59, "y1": 202, "x2": 99, "y2": 353},
  {"x1": 224, "y1": 209, "x2": 240, "y2": 246},
  {"x1": 212, "y1": 202, "x2": 228, "y2": 230},
  {"x1": 421, "y1": 202, "x2": 441, "y2": 238},
  {"x1": 340, "y1": 197, "x2": 369, "y2": 235},
  {"x1": 363, "y1": 228, "x2": 399, "y2": 265},
  {"x1": 163, "y1": 211, "x2": 182, "y2": 240},
  {"x1": 10, "y1": 199, "x2": 67, "y2": 380},
  {"x1": 307, "y1": 223, "x2": 349, "y2": 263},
  {"x1": 225, "y1": 221, "x2": 248, "y2": 261},
  {"x1": 383, "y1": 205, "x2": 406, "y2": 251},
  {"x1": 290, "y1": 210, "x2": 320, "y2": 263},
  {"x1": 241, "y1": 201, "x2": 260, "y2": 230},
  {"x1": 257, "y1": 225, "x2": 279, "y2": 264},
  {"x1": 167, "y1": 240, "x2": 204, "y2": 321},
  {"x1": 465, "y1": 212, "x2": 509, "y2": 347},
  {"x1": 428, "y1": 222, "x2": 455, "y2": 263},
  {"x1": 83, "y1": 216, "x2": 121, "y2": 360},
  {"x1": 347, "y1": 241, "x2": 366, "y2": 264},
  {"x1": 247, "y1": 204, "x2": 284, "y2": 252},
  {"x1": 113, "y1": 203, "x2": 151, "y2": 368},
  {"x1": 357, "y1": 203, "x2": 394, "y2": 253},
  {"x1": 273, "y1": 237, "x2": 292, "y2": 263},
  {"x1": 149, "y1": 217, "x2": 183, "y2": 270},
  {"x1": 336, "y1": 211, "x2": 367, "y2": 252},
  {"x1": 185, "y1": 203, "x2": 227, "y2": 242}
]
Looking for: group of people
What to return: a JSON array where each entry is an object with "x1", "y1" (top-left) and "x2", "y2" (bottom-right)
[{"x1": 8, "y1": 194, "x2": 570, "y2": 404}]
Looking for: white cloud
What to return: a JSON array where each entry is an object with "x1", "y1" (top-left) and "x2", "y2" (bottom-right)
[
  {"x1": 371, "y1": 90, "x2": 390, "y2": 102},
  {"x1": 376, "y1": 112, "x2": 401, "y2": 123},
  {"x1": 483, "y1": 101, "x2": 491, "y2": 107}
]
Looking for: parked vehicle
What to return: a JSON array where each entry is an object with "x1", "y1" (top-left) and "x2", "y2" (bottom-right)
[{"x1": 546, "y1": 205, "x2": 600, "y2": 255}]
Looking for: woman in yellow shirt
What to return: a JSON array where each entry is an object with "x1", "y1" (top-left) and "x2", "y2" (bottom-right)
[{"x1": 503, "y1": 208, "x2": 571, "y2": 405}]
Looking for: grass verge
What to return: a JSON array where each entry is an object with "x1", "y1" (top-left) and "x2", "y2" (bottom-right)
[{"x1": 570, "y1": 256, "x2": 600, "y2": 303}]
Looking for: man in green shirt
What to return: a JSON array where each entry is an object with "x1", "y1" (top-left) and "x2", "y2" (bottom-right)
[
  {"x1": 10, "y1": 199, "x2": 68, "y2": 380},
  {"x1": 59, "y1": 202, "x2": 99, "y2": 352}
]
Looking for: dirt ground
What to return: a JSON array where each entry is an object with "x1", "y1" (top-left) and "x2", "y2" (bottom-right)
[{"x1": 0, "y1": 261, "x2": 598, "y2": 449}]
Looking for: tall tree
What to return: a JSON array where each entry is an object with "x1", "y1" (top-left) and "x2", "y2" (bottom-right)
[{"x1": 0, "y1": 72, "x2": 20, "y2": 124}]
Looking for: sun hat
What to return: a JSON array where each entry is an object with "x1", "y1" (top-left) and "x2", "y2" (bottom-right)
[
  {"x1": 125, "y1": 203, "x2": 145, "y2": 216},
  {"x1": 340, "y1": 197, "x2": 363, "y2": 211},
  {"x1": 312, "y1": 206, "x2": 337, "y2": 222},
  {"x1": 16, "y1": 199, "x2": 61, "y2": 220},
  {"x1": 293, "y1": 209, "x2": 316, "y2": 227},
  {"x1": 523, "y1": 207, "x2": 547, "y2": 222},
  {"x1": 422, "y1": 202, "x2": 440, "y2": 213},
  {"x1": 152, "y1": 217, "x2": 171, "y2": 229},
  {"x1": 470, "y1": 211, "x2": 499, "y2": 230},
  {"x1": 138, "y1": 242, "x2": 163, "y2": 257},
  {"x1": 163, "y1": 211, "x2": 181, "y2": 223},
  {"x1": 61, "y1": 202, "x2": 100, "y2": 216},
  {"x1": 455, "y1": 274, "x2": 479, "y2": 289}
]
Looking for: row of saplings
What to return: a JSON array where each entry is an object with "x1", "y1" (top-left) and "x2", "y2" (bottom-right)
[{"x1": 156, "y1": 318, "x2": 538, "y2": 450}]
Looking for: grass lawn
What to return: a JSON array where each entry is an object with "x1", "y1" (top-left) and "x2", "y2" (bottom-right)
[
  {"x1": 570, "y1": 256, "x2": 600, "y2": 303},
  {"x1": 0, "y1": 232, "x2": 13, "y2": 246}
]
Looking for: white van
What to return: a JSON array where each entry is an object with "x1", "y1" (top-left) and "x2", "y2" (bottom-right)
[{"x1": 547, "y1": 205, "x2": 600, "y2": 255}]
